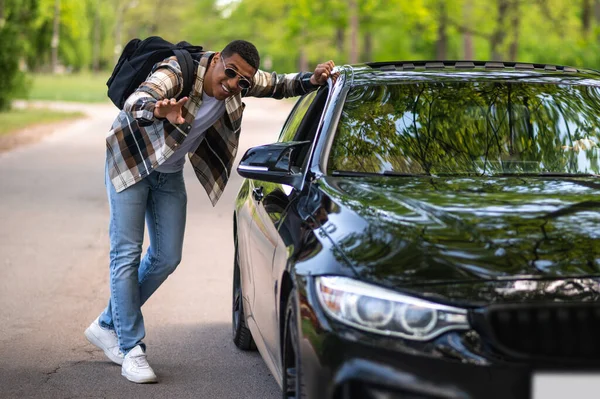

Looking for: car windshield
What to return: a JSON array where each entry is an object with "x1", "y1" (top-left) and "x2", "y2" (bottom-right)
[{"x1": 328, "y1": 81, "x2": 600, "y2": 176}]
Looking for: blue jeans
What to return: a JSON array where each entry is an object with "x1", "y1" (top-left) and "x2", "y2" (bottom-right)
[{"x1": 98, "y1": 166, "x2": 187, "y2": 353}]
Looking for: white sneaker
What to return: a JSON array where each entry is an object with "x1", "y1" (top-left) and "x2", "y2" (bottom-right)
[
  {"x1": 84, "y1": 318, "x2": 124, "y2": 365},
  {"x1": 121, "y1": 345, "x2": 158, "y2": 384}
]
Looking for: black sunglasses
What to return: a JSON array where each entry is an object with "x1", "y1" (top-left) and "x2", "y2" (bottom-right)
[{"x1": 221, "y1": 57, "x2": 252, "y2": 89}]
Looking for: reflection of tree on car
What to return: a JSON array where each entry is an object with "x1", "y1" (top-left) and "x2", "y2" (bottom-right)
[
  {"x1": 331, "y1": 82, "x2": 600, "y2": 176},
  {"x1": 261, "y1": 188, "x2": 296, "y2": 247},
  {"x1": 262, "y1": 186, "x2": 333, "y2": 263}
]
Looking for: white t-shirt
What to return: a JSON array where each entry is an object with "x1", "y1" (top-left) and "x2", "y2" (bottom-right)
[{"x1": 156, "y1": 92, "x2": 226, "y2": 173}]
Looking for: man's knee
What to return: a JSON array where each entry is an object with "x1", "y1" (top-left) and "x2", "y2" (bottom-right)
[
  {"x1": 150, "y1": 250, "x2": 181, "y2": 276},
  {"x1": 110, "y1": 243, "x2": 143, "y2": 270},
  {"x1": 163, "y1": 254, "x2": 182, "y2": 275},
  {"x1": 111, "y1": 260, "x2": 140, "y2": 280}
]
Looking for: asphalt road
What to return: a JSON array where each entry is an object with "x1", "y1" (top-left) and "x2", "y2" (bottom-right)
[{"x1": 0, "y1": 98, "x2": 294, "y2": 398}]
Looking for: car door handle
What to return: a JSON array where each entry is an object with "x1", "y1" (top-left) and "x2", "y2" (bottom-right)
[{"x1": 252, "y1": 186, "x2": 264, "y2": 202}]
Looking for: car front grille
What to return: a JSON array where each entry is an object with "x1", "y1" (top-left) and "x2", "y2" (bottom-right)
[{"x1": 480, "y1": 303, "x2": 600, "y2": 361}]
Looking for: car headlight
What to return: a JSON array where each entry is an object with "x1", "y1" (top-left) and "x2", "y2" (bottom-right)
[{"x1": 316, "y1": 276, "x2": 470, "y2": 341}]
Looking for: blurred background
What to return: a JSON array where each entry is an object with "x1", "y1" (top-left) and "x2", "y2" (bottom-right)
[{"x1": 3, "y1": 0, "x2": 600, "y2": 122}]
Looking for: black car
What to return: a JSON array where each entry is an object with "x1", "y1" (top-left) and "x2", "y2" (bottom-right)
[{"x1": 232, "y1": 60, "x2": 600, "y2": 399}]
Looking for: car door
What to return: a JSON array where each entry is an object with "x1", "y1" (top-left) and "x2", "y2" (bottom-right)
[{"x1": 246, "y1": 89, "x2": 324, "y2": 365}]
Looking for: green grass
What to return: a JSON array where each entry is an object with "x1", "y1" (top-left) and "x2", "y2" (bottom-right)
[
  {"x1": 0, "y1": 108, "x2": 85, "y2": 136},
  {"x1": 17, "y1": 72, "x2": 111, "y2": 103}
]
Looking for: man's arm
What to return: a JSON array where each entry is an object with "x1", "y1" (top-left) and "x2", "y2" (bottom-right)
[
  {"x1": 246, "y1": 60, "x2": 336, "y2": 99},
  {"x1": 123, "y1": 56, "x2": 184, "y2": 126}
]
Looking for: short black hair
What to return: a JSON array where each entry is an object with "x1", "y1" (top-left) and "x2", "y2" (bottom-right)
[{"x1": 221, "y1": 40, "x2": 260, "y2": 70}]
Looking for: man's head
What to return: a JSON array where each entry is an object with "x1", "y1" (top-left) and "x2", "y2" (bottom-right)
[
  {"x1": 204, "y1": 40, "x2": 260, "y2": 100},
  {"x1": 222, "y1": 40, "x2": 260, "y2": 70}
]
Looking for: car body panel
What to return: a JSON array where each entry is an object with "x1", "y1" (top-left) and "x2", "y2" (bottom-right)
[
  {"x1": 316, "y1": 175, "x2": 600, "y2": 286},
  {"x1": 233, "y1": 62, "x2": 600, "y2": 397}
]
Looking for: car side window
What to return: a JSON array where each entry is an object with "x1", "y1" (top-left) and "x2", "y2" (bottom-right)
[
  {"x1": 289, "y1": 88, "x2": 329, "y2": 169},
  {"x1": 291, "y1": 87, "x2": 328, "y2": 143},
  {"x1": 278, "y1": 90, "x2": 318, "y2": 143}
]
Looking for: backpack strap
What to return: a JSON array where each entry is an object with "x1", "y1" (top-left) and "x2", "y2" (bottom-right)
[{"x1": 173, "y1": 49, "x2": 195, "y2": 99}]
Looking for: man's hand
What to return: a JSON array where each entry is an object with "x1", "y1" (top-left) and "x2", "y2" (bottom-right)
[
  {"x1": 309, "y1": 61, "x2": 339, "y2": 86},
  {"x1": 154, "y1": 97, "x2": 188, "y2": 124}
]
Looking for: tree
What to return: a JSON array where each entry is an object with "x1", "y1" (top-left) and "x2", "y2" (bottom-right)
[
  {"x1": 0, "y1": 0, "x2": 39, "y2": 110},
  {"x1": 29, "y1": 0, "x2": 94, "y2": 71},
  {"x1": 50, "y1": 0, "x2": 59, "y2": 72},
  {"x1": 463, "y1": 0, "x2": 474, "y2": 59},
  {"x1": 7, "y1": 0, "x2": 600, "y2": 109},
  {"x1": 349, "y1": 0, "x2": 359, "y2": 63}
]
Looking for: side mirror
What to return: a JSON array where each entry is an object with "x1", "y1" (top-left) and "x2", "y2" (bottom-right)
[{"x1": 237, "y1": 141, "x2": 311, "y2": 189}]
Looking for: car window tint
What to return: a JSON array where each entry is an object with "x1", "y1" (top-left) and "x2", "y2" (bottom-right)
[
  {"x1": 291, "y1": 88, "x2": 329, "y2": 170},
  {"x1": 278, "y1": 90, "x2": 318, "y2": 143},
  {"x1": 328, "y1": 82, "x2": 600, "y2": 176}
]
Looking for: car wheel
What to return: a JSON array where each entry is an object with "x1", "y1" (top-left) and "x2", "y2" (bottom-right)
[
  {"x1": 232, "y1": 242, "x2": 256, "y2": 350},
  {"x1": 282, "y1": 289, "x2": 305, "y2": 399}
]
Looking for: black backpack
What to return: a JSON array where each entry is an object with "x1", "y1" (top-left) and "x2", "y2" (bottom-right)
[{"x1": 107, "y1": 36, "x2": 203, "y2": 109}]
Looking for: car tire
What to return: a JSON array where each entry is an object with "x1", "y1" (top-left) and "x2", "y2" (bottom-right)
[
  {"x1": 282, "y1": 288, "x2": 306, "y2": 399},
  {"x1": 232, "y1": 243, "x2": 256, "y2": 351}
]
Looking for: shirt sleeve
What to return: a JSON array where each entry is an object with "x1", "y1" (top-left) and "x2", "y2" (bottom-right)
[
  {"x1": 245, "y1": 70, "x2": 320, "y2": 99},
  {"x1": 123, "y1": 56, "x2": 184, "y2": 126}
]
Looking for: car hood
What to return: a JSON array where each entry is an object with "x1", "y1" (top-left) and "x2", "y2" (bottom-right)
[{"x1": 316, "y1": 175, "x2": 600, "y2": 290}]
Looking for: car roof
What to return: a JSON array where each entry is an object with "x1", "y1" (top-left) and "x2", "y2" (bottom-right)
[{"x1": 345, "y1": 60, "x2": 600, "y2": 85}]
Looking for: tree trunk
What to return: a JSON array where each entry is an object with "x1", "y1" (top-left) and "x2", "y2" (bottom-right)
[
  {"x1": 583, "y1": 0, "x2": 592, "y2": 36},
  {"x1": 299, "y1": 47, "x2": 308, "y2": 72},
  {"x1": 490, "y1": 0, "x2": 509, "y2": 60},
  {"x1": 436, "y1": 0, "x2": 448, "y2": 59},
  {"x1": 349, "y1": 0, "x2": 359, "y2": 64},
  {"x1": 463, "y1": 0, "x2": 474, "y2": 59},
  {"x1": 299, "y1": 27, "x2": 308, "y2": 71},
  {"x1": 113, "y1": 0, "x2": 141, "y2": 64},
  {"x1": 114, "y1": 1, "x2": 129, "y2": 65},
  {"x1": 508, "y1": 0, "x2": 520, "y2": 60},
  {"x1": 114, "y1": 14, "x2": 123, "y2": 65},
  {"x1": 92, "y1": 0, "x2": 101, "y2": 72},
  {"x1": 336, "y1": 27, "x2": 345, "y2": 58},
  {"x1": 51, "y1": 0, "x2": 61, "y2": 73},
  {"x1": 595, "y1": 0, "x2": 600, "y2": 40},
  {"x1": 363, "y1": 31, "x2": 373, "y2": 62},
  {"x1": 150, "y1": 0, "x2": 163, "y2": 35},
  {"x1": 0, "y1": 0, "x2": 5, "y2": 27}
]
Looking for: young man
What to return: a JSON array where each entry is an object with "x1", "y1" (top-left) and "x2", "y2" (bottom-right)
[{"x1": 84, "y1": 39, "x2": 336, "y2": 383}]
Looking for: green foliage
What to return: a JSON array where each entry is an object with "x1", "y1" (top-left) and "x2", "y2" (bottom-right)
[
  {"x1": 10, "y1": 0, "x2": 600, "y2": 71},
  {"x1": 30, "y1": 0, "x2": 93, "y2": 70},
  {"x1": 0, "y1": 25, "x2": 27, "y2": 110},
  {"x1": 0, "y1": 0, "x2": 38, "y2": 110},
  {"x1": 6, "y1": 0, "x2": 600, "y2": 108}
]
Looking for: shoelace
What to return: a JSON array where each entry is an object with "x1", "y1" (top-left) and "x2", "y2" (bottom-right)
[
  {"x1": 107, "y1": 330, "x2": 123, "y2": 355},
  {"x1": 132, "y1": 355, "x2": 148, "y2": 368}
]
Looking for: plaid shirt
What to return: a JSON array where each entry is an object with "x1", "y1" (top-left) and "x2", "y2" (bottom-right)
[{"x1": 106, "y1": 51, "x2": 318, "y2": 205}]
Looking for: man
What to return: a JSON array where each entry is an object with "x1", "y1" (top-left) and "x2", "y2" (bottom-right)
[{"x1": 84, "y1": 39, "x2": 336, "y2": 383}]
